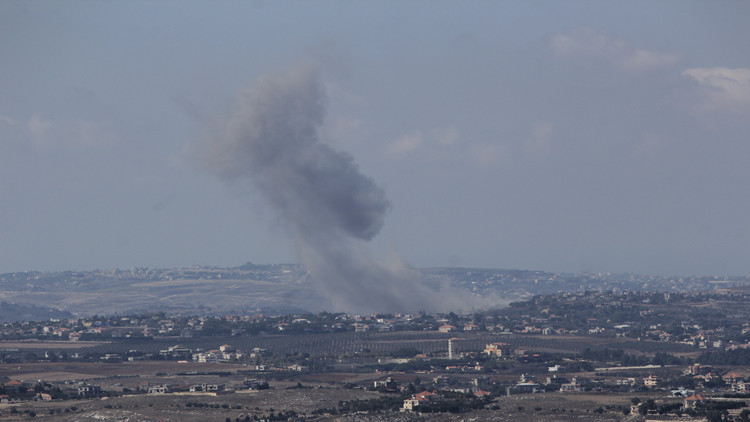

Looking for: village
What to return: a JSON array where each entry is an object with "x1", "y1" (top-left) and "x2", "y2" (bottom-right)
[{"x1": 1, "y1": 290, "x2": 750, "y2": 420}]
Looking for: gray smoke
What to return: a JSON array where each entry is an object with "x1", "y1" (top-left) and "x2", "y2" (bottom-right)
[{"x1": 199, "y1": 64, "x2": 486, "y2": 313}]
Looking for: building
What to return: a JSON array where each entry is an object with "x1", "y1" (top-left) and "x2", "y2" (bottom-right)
[
  {"x1": 560, "y1": 377, "x2": 581, "y2": 392},
  {"x1": 194, "y1": 351, "x2": 219, "y2": 363},
  {"x1": 448, "y1": 338, "x2": 460, "y2": 359},
  {"x1": 3, "y1": 380, "x2": 23, "y2": 394},
  {"x1": 147, "y1": 385, "x2": 169, "y2": 394},
  {"x1": 190, "y1": 384, "x2": 221, "y2": 392},
  {"x1": 514, "y1": 382, "x2": 539, "y2": 394},
  {"x1": 684, "y1": 394, "x2": 705, "y2": 409},
  {"x1": 731, "y1": 381, "x2": 747, "y2": 393},
  {"x1": 373, "y1": 377, "x2": 399, "y2": 392},
  {"x1": 159, "y1": 345, "x2": 191, "y2": 360},
  {"x1": 243, "y1": 379, "x2": 269, "y2": 390},
  {"x1": 484, "y1": 342, "x2": 513, "y2": 358},
  {"x1": 288, "y1": 364, "x2": 307, "y2": 372},
  {"x1": 402, "y1": 391, "x2": 439, "y2": 411},
  {"x1": 77, "y1": 384, "x2": 102, "y2": 396}
]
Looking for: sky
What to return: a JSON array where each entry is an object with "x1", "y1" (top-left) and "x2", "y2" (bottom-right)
[{"x1": 1, "y1": 1, "x2": 749, "y2": 277}]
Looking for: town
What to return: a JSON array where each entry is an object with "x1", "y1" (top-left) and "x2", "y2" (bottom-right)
[{"x1": 1, "y1": 289, "x2": 750, "y2": 421}]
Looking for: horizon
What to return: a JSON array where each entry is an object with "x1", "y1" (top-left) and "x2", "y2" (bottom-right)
[
  {"x1": 4, "y1": 260, "x2": 748, "y2": 279},
  {"x1": 2, "y1": 2, "x2": 749, "y2": 279}
]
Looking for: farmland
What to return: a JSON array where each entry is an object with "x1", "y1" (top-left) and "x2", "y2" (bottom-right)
[{"x1": 2, "y1": 290, "x2": 750, "y2": 420}]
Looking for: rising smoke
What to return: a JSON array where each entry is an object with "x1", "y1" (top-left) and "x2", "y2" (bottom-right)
[{"x1": 198, "y1": 64, "x2": 484, "y2": 313}]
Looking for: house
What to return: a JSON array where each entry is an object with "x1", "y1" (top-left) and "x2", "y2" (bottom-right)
[
  {"x1": 463, "y1": 323, "x2": 479, "y2": 331},
  {"x1": 515, "y1": 382, "x2": 539, "y2": 393},
  {"x1": 644, "y1": 374, "x2": 659, "y2": 387},
  {"x1": 402, "y1": 391, "x2": 439, "y2": 411},
  {"x1": 484, "y1": 342, "x2": 513, "y2": 357},
  {"x1": 190, "y1": 384, "x2": 221, "y2": 392},
  {"x1": 688, "y1": 363, "x2": 711, "y2": 375},
  {"x1": 159, "y1": 345, "x2": 191, "y2": 359},
  {"x1": 724, "y1": 372, "x2": 744, "y2": 384},
  {"x1": 373, "y1": 377, "x2": 399, "y2": 392},
  {"x1": 684, "y1": 394, "x2": 705, "y2": 409},
  {"x1": 194, "y1": 351, "x2": 219, "y2": 363},
  {"x1": 514, "y1": 374, "x2": 540, "y2": 393},
  {"x1": 35, "y1": 393, "x2": 52, "y2": 401},
  {"x1": 77, "y1": 384, "x2": 102, "y2": 396},
  {"x1": 560, "y1": 377, "x2": 581, "y2": 392},
  {"x1": 243, "y1": 379, "x2": 269, "y2": 390},
  {"x1": 695, "y1": 372, "x2": 718, "y2": 384},
  {"x1": 53, "y1": 327, "x2": 70, "y2": 337},
  {"x1": 4, "y1": 380, "x2": 23, "y2": 394},
  {"x1": 288, "y1": 364, "x2": 307, "y2": 372},
  {"x1": 519, "y1": 373, "x2": 535, "y2": 383},
  {"x1": 731, "y1": 381, "x2": 747, "y2": 393},
  {"x1": 147, "y1": 385, "x2": 169, "y2": 394},
  {"x1": 438, "y1": 324, "x2": 457, "y2": 333},
  {"x1": 402, "y1": 397, "x2": 423, "y2": 411}
]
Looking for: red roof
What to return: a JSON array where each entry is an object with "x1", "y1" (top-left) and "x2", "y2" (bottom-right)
[
  {"x1": 725, "y1": 372, "x2": 743, "y2": 379},
  {"x1": 685, "y1": 394, "x2": 705, "y2": 401}
]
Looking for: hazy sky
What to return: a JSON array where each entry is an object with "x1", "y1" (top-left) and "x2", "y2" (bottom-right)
[{"x1": 2, "y1": 1, "x2": 749, "y2": 277}]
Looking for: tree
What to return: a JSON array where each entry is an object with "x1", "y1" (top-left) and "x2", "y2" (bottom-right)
[
  {"x1": 639, "y1": 399, "x2": 655, "y2": 415},
  {"x1": 706, "y1": 410, "x2": 723, "y2": 422}
]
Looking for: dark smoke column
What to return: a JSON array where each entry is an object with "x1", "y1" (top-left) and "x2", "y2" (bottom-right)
[{"x1": 199, "y1": 64, "x2": 431, "y2": 312}]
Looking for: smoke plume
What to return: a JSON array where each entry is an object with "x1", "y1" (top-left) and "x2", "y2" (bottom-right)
[{"x1": 199, "y1": 64, "x2": 482, "y2": 312}]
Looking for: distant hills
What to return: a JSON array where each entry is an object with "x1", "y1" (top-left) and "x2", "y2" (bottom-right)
[
  {"x1": 0, "y1": 263, "x2": 748, "y2": 320},
  {"x1": 0, "y1": 301, "x2": 74, "y2": 323}
]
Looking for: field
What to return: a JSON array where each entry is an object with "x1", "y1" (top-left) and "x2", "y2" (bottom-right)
[
  {"x1": 0, "y1": 388, "x2": 382, "y2": 422},
  {"x1": 0, "y1": 331, "x2": 714, "y2": 421},
  {"x1": 0, "y1": 341, "x2": 107, "y2": 350},
  {"x1": 0, "y1": 389, "x2": 656, "y2": 421},
  {"x1": 5, "y1": 331, "x2": 692, "y2": 359}
]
